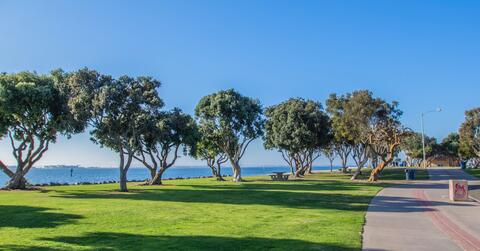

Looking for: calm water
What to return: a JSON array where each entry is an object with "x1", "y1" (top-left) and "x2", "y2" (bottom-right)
[{"x1": 0, "y1": 166, "x2": 333, "y2": 186}]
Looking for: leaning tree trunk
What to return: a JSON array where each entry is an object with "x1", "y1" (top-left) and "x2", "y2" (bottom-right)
[
  {"x1": 148, "y1": 168, "x2": 157, "y2": 181},
  {"x1": 231, "y1": 161, "x2": 242, "y2": 182},
  {"x1": 351, "y1": 161, "x2": 368, "y2": 180},
  {"x1": 294, "y1": 168, "x2": 304, "y2": 178},
  {"x1": 351, "y1": 169, "x2": 363, "y2": 180},
  {"x1": 208, "y1": 165, "x2": 218, "y2": 177},
  {"x1": 293, "y1": 158, "x2": 302, "y2": 178},
  {"x1": 150, "y1": 168, "x2": 166, "y2": 185},
  {"x1": 5, "y1": 170, "x2": 28, "y2": 190},
  {"x1": 294, "y1": 162, "x2": 308, "y2": 178},
  {"x1": 368, "y1": 156, "x2": 395, "y2": 182}
]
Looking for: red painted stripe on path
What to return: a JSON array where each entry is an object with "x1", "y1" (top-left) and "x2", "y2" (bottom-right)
[{"x1": 413, "y1": 189, "x2": 480, "y2": 251}]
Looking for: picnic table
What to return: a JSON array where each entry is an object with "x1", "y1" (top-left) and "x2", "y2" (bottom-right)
[{"x1": 269, "y1": 172, "x2": 290, "y2": 181}]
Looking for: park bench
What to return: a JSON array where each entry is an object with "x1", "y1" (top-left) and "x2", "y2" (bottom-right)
[{"x1": 270, "y1": 172, "x2": 290, "y2": 181}]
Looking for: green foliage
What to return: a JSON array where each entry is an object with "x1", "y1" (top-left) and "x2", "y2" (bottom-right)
[
  {"x1": 52, "y1": 68, "x2": 114, "y2": 129},
  {"x1": 89, "y1": 75, "x2": 163, "y2": 151},
  {"x1": 264, "y1": 98, "x2": 331, "y2": 175},
  {"x1": 459, "y1": 108, "x2": 480, "y2": 159},
  {"x1": 195, "y1": 89, "x2": 264, "y2": 181},
  {"x1": 326, "y1": 90, "x2": 385, "y2": 144},
  {"x1": 440, "y1": 133, "x2": 460, "y2": 158},
  {"x1": 0, "y1": 71, "x2": 81, "y2": 139},
  {"x1": 264, "y1": 98, "x2": 331, "y2": 152},
  {"x1": 401, "y1": 132, "x2": 437, "y2": 160},
  {"x1": 141, "y1": 108, "x2": 199, "y2": 155},
  {"x1": 195, "y1": 89, "x2": 264, "y2": 143},
  {"x1": 193, "y1": 135, "x2": 223, "y2": 161},
  {"x1": 193, "y1": 133, "x2": 228, "y2": 178},
  {"x1": 326, "y1": 90, "x2": 402, "y2": 171},
  {"x1": 0, "y1": 71, "x2": 87, "y2": 188},
  {"x1": 66, "y1": 70, "x2": 164, "y2": 191},
  {"x1": 135, "y1": 108, "x2": 200, "y2": 184}
]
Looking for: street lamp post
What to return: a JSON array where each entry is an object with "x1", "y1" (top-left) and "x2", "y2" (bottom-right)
[{"x1": 421, "y1": 108, "x2": 442, "y2": 168}]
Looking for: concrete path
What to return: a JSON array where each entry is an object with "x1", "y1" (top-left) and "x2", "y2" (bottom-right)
[{"x1": 363, "y1": 167, "x2": 480, "y2": 251}]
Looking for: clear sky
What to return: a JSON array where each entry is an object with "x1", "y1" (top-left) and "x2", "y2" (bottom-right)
[{"x1": 1, "y1": 0, "x2": 479, "y2": 167}]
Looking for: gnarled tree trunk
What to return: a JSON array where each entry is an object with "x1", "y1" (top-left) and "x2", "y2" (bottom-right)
[
  {"x1": 149, "y1": 168, "x2": 165, "y2": 185},
  {"x1": 3, "y1": 134, "x2": 51, "y2": 190},
  {"x1": 5, "y1": 170, "x2": 28, "y2": 190},
  {"x1": 368, "y1": 161, "x2": 388, "y2": 182},
  {"x1": 368, "y1": 151, "x2": 395, "y2": 182}
]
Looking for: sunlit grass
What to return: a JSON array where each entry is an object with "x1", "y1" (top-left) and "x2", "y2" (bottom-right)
[{"x1": 0, "y1": 168, "x2": 417, "y2": 251}]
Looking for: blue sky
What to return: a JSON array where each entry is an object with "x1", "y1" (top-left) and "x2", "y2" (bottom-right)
[{"x1": 1, "y1": 0, "x2": 479, "y2": 167}]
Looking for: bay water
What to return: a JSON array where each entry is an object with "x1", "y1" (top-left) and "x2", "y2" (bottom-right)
[{"x1": 0, "y1": 166, "x2": 334, "y2": 187}]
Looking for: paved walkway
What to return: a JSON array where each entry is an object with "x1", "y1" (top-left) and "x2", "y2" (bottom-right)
[{"x1": 363, "y1": 167, "x2": 480, "y2": 251}]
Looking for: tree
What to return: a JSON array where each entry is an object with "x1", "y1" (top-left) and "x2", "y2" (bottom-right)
[
  {"x1": 193, "y1": 134, "x2": 228, "y2": 181},
  {"x1": 264, "y1": 98, "x2": 331, "y2": 177},
  {"x1": 321, "y1": 142, "x2": 336, "y2": 172},
  {"x1": 438, "y1": 133, "x2": 461, "y2": 166},
  {"x1": 401, "y1": 132, "x2": 437, "y2": 166},
  {"x1": 459, "y1": 108, "x2": 480, "y2": 168},
  {"x1": 326, "y1": 90, "x2": 386, "y2": 178},
  {"x1": 135, "y1": 108, "x2": 199, "y2": 185},
  {"x1": 326, "y1": 94, "x2": 353, "y2": 172},
  {"x1": 195, "y1": 89, "x2": 264, "y2": 182},
  {"x1": 0, "y1": 71, "x2": 85, "y2": 189},
  {"x1": 66, "y1": 69, "x2": 164, "y2": 192},
  {"x1": 367, "y1": 101, "x2": 408, "y2": 182}
]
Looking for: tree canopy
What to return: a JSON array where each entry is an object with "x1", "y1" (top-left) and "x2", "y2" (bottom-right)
[
  {"x1": 365, "y1": 101, "x2": 408, "y2": 181},
  {"x1": 459, "y1": 108, "x2": 480, "y2": 167},
  {"x1": 264, "y1": 98, "x2": 331, "y2": 177},
  {"x1": 195, "y1": 89, "x2": 264, "y2": 182},
  {"x1": 193, "y1": 133, "x2": 228, "y2": 181},
  {"x1": 66, "y1": 69, "x2": 164, "y2": 192},
  {"x1": 0, "y1": 71, "x2": 85, "y2": 189},
  {"x1": 401, "y1": 132, "x2": 437, "y2": 166},
  {"x1": 326, "y1": 90, "x2": 393, "y2": 178},
  {"x1": 135, "y1": 108, "x2": 199, "y2": 185}
]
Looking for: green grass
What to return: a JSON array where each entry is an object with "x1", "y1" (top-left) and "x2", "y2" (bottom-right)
[
  {"x1": 353, "y1": 167, "x2": 429, "y2": 181},
  {"x1": 0, "y1": 168, "x2": 419, "y2": 251},
  {"x1": 464, "y1": 168, "x2": 480, "y2": 178}
]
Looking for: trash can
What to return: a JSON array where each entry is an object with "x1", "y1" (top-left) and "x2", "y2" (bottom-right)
[
  {"x1": 405, "y1": 169, "x2": 416, "y2": 180},
  {"x1": 460, "y1": 160, "x2": 467, "y2": 169}
]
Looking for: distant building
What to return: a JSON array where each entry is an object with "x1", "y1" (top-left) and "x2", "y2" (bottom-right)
[{"x1": 428, "y1": 156, "x2": 460, "y2": 167}]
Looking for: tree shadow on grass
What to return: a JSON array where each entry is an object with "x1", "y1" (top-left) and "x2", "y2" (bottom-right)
[
  {"x1": 0, "y1": 232, "x2": 360, "y2": 251},
  {"x1": 56, "y1": 190, "x2": 374, "y2": 211},
  {"x1": 181, "y1": 179, "x2": 372, "y2": 192},
  {"x1": 0, "y1": 205, "x2": 82, "y2": 229},
  {"x1": 46, "y1": 177, "x2": 374, "y2": 211}
]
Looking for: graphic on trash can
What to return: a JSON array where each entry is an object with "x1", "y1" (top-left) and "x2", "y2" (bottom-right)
[{"x1": 449, "y1": 180, "x2": 469, "y2": 201}]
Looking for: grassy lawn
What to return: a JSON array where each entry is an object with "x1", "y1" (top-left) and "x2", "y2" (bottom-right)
[
  {"x1": 465, "y1": 168, "x2": 480, "y2": 178},
  {"x1": 0, "y1": 168, "x2": 423, "y2": 251},
  {"x1": 354, "y1": 167, "x2": 429, "y2": 181}
]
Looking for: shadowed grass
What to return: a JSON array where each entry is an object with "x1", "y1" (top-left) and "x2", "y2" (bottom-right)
[
  {"x1": 0, "y1": 171, "x2": 407, "y2": 250},
  {"x1": 353, "y1": 167, "x2": 429, "y2": 180},
  {"x1": 465, "y1": 168, "x2": 480, "y2": 178}
]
